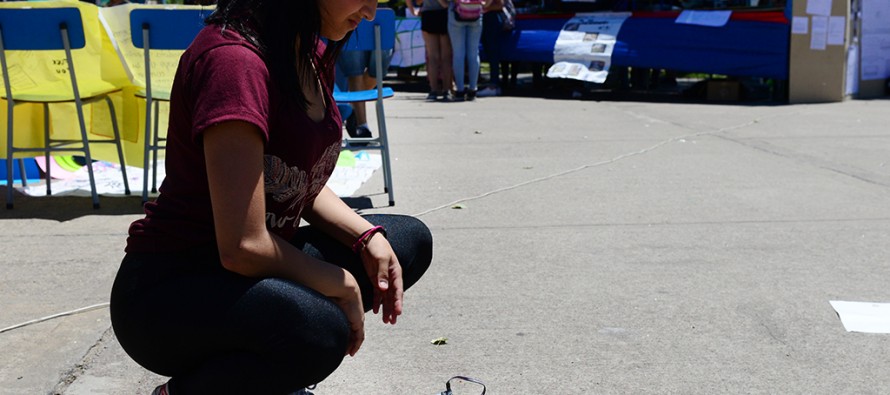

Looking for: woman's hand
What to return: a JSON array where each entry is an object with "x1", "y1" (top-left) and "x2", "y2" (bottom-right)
[
  {"x1": 297, "y1": 187, "x2": 403, "y2": 324},
  {"x1": 360, "y1": 234, "x2": 404, "y2": 325},
  {"x1": 330, "y1": 272, "x2": 365, "y2": 356}
]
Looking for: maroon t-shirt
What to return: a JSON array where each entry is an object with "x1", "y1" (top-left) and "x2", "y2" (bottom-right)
[{"x1": 126, "y1": 25, "x2": 342, "y2": 253}]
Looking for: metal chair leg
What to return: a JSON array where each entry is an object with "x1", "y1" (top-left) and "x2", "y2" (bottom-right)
[
  {"x1": 142, "y1": 96, "x2": 152, "y2": 203},
  {"x1": 72, "y1": 102, "x2": 100, "y2": 209},
  {"x1": 4, "y1": 152, "x2": 12, "y2": 209},
  {"x1": 375, "y1": 97, "x2": 394, "y2": 206},
  {"x1": 104, "y1": 96, "x2": 130, "y2": 195},
  {"x1": 43, "y1": 103, "x2": 52, "y2": 196},
  {"x1": 16, "y1": 159, "x2": 26, "y2": 187},
  {"x1": 379, "y1": 138, "x2": 395, "y2": 206},
  {"x1": 151, "y1": 100, "x2": 161, "y2": 193}
]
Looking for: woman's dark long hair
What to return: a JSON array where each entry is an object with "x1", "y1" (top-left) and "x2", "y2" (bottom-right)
[{"x1": 205, "y1": 0, "x2": 351, "y2": 111}]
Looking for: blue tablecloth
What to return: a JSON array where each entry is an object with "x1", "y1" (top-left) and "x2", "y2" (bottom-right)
[{"x1": 498, "y1": 13, "x2": 790, "y2": 79}]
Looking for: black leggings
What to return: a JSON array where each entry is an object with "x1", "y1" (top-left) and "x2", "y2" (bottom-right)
[{"x1": 110, "y1": 214, "x2": 432, "y2": 394}]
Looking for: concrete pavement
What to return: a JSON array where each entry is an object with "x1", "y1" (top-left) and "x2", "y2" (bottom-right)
[{"x1": 1, "y1": 88, "x2": 889, "y2": 394}]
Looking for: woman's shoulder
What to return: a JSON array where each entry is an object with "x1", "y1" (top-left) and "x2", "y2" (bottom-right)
[
  {"x1": 182, "y1": 25, "x2": 266, "y2": 73},
  {"x1": 188, "y1": 25, "x2": 263, "y2": 61}
]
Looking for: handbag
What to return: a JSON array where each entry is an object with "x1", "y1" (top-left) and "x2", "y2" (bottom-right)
[
  {"x1": 501, "y1": 0, "x2": 516, "y2": 31},
  {"x1": 453, "y1": 0, "x2": 484, "y2": 22}
]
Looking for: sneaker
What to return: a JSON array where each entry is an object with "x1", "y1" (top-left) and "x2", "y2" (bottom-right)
[
  {"x1": 350, "y1": 125, "x2": 373, "y2": 138},
  {"x1": 344, "y1": 112, "x2": 357, "y2": 137},
  {"x1": 466, "y1": 89, "x2": 477, "y2": 101},
  {"x1": 476, "y1": 86, "x2": 501, "y2": 97},
  {"x1": 452, "y1": 90, "x2": 466, "y2": 102},
  {"x1": 151, "y1": 383, "x2": 169, "y2": 395},
  {"x1": 437, "y1": 91, "x2": 453, "y2": 102},
  {"x1": 426, "y1": 91, "x2": 438, "y2": 101},
  {"x1": 348, "y1": 125, "x2": 372, "y2": 147}
]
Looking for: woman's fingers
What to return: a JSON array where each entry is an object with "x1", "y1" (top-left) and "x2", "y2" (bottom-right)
[
  {"x1": 348, "y1": 317, "x2": 365, "y2": 356},
  {"x1": 336, "y1": 274, "x2": 365, "y2": 356},
  {"x1": 382, "y1": 264, "x2": 404, "y2": 324},
  {"x1": 373, "y1": 287, "x2": 383, "y2": 314},
  {"x1": 357, "y1": 235, "x2": 406, "y2": 324}
]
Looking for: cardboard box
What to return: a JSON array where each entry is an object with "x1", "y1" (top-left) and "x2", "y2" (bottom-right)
[{"x1": 706, "y1": 80, "x2": 740, "y2": 101}]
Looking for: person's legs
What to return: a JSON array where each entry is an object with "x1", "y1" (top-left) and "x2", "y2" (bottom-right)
[
  {"x1": 465, "y1": 20, "x2": 484, "y2": 95},
  {"x1": 437, "y1": 33, "x2": 454, "y2": 99},
  {"x1": 112, "y1": 215, "x2": 432, "y2": 393},
  {"x1": 365, "y1": 47, "x2": 394, "y2": 86},
  {"x1": 480, "y1": 11, "x2": 503, "y2": 95},
  {"x1": 346, "y1": 74, "x2": 369, "y2": 129},
  {"x1": 448, "y1": 15, "x2": 468, "y2": 95},
  {"x1": 338, "y1": 50, "x2": 372, "y2": 137},
  {"x1": 422, "y1": 31, "x2": 443, "y2": 96},
  {"x1": 110, "y1": 248, "x2": 349, "y2": 394},
  {"x1": 354, "y1": 48, "x2": 394, "y2": 129}
]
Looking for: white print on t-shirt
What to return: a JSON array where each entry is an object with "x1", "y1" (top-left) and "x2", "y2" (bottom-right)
[
  {"x1": 265, "y1": 212, "x2": 298, "y2": 229},
  {"x1": 263, "y1": 142, "x2": 340, "y2": 230}
]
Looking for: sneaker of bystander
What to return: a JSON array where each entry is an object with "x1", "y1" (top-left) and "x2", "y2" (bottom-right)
[{"x1": 476, "y1": 85, "x2": 501, "y2": 97}]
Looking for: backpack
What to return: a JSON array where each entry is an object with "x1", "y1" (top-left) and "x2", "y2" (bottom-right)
[{"x1": 453, "y1": 0, "x2": 484, "y2": 22}]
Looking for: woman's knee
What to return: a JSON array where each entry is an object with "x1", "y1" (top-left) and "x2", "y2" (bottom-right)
[
  {"x1": 260, "y1": 281, "x2": 348, "y2": 384},
  {"x1": 427, "y1": 51, "x2": 442, "y2": 64},
  {"x1": 245, "y1": 280, "x2": 349, "y2": 358},
  {"x1": 366, "y1": 215, "x2": 430, "y2": 244},
  {"x1": 405, "y1": 216, "x2": 433, "y2": 253}
]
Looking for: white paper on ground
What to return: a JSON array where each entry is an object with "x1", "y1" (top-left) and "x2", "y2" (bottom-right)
[
  {"x1": 829, "y1": 300, "x2": 890, "y2": 334},
  {"x1": 18, "y1": 152, "x2": 382, "y2": 198}
]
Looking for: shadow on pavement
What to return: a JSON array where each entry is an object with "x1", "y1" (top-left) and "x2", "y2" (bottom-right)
[{"x1": 0, "y1": 186, "x2": 146, "y2": 221}]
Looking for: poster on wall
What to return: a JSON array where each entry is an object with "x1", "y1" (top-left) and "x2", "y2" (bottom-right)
[
  {"x1": 860, "y1": 0, "x2": 890, "y2": 81},
  {"x1": 546, "y1": 12, "x2": 631, "y2": 84}
]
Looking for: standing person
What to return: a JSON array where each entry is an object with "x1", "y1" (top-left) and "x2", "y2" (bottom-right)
[
  {"x1": 336, "y1": 1, "x2": 395, "y2": 139},
  {"x1": 446, "y1": 0, "x2": 489, "y2": 101},
  {"x1": 109, "y1": 0, "x2": 433, "y2": 394},
  {"x1": 478, "y1": 0, "x2": 511, "y2": 97},
  {"x1": 407, "y1": 0, "x2": 454, "y2": 101}
]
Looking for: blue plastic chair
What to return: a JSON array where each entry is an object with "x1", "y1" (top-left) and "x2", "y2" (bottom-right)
[
  {"x1": 333, "y1": 64, "x2": 354, "y2": 123},
  {"x1": 334, "y1": 8, "x2": 397, "y2": 206},
  {"x1": 129, "y1": 8, "x2": 209, "y2": 203},
  {"x1": 0, "y1": 7, "x2": 130, "y2": 209},
  {"x1": 0, "y1": 158, "x2": 38, "y2": 186}
]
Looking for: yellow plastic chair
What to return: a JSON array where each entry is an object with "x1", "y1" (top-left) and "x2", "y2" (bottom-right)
[
  {"x1": 1, "y1": 6, "x2": 129, "y2": 209},
  {"x1": 129, "y1": 8, "x2": 209, "y2": 203}
]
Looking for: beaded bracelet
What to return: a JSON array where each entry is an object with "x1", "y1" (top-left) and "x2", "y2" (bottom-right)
[{"x1": 352, "y1": 225, "x2": 386, "y2": 254}]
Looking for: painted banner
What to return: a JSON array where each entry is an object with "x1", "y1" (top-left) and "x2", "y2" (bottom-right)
[{"x1": 546, "y1": 12, "x2": 630, "y2": 84}]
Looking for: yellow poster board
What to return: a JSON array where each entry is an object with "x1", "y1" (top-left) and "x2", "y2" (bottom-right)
[
  {"x1": 0, "y1": 0, "x2": 130, "y2": 163},
  {"x1": 0, "y1": 1, "x2": 212, "y2": 167},
  {"x1": 98, "y1": 3, "x2": 213, "y2": 166}
]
